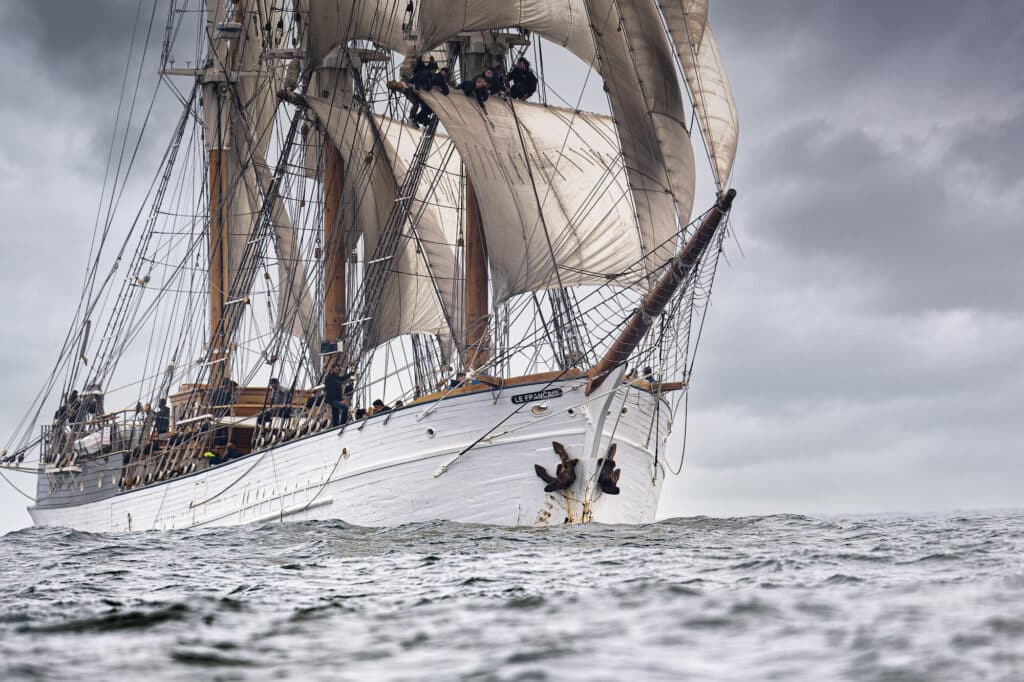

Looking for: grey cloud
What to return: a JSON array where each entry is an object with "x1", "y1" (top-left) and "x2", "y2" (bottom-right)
[{"x1": 1, "y1": 1, "x2": 146, "y2": 95}]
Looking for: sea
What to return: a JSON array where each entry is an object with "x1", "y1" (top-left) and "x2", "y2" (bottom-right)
[{"x1": 1, "y1": 512, "x2": 1022, "y2": 681}]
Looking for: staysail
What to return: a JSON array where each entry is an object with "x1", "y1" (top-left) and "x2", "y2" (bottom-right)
[
  {"x1": 656, "y1": 0, "x2": 708, "y2": 52},
  {"x1": 582, "y1": 0, "x2": 696, "y2": 275},
  {"x1": 671, "y1": 20, "x2": 739, "y2": 186}
]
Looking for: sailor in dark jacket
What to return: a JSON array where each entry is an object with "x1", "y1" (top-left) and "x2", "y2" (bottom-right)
[
  {"x1": 483, "y1": 66, "x2": 505, "y2": 95},
  {"x1": 324, "y1": 365, "x2": 353, "y2": 426},
  {"x1": 154, "y1": 398, "x2": 170, "y2": 435},
  {"x1": 410, "y1": 68, "x2": 451, "y2": 128},
  {"x1": 432, "y1": 67, "x2": 451, "y2": 95},
  {"x1": 412, "y1": 55, "x2": 438, "y2": 91},
  {"x1": 457, "y1": 76, "x2": 490, "y2": 111},
  {"x1": 508, "y1": 57, "x2": 538, "y2": 100}
]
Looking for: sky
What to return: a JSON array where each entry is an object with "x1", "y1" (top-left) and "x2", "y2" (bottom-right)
[{"x1": 0, "y1": 1, "x2": 1021, "y2": 532}]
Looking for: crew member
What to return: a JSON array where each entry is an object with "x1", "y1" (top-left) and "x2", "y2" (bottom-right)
[
  {"x1": 457, "y1": 76, "x2": 490, "y2": 110},
  {"x1": 154, "y1": 398, "x2": 171, "y2": 435},
  {"x1": 324, "y1": 365, "x2": 353, "y2": 427},
  {"x1": 508, "y1": 57, "x2": 538, "y2": 100}
]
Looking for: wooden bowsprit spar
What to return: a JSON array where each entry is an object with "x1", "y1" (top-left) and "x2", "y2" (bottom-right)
[{"x1": 586, "y1": 189, "x2": 737, "y2": 395}]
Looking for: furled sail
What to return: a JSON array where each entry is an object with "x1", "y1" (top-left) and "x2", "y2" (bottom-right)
[
  {"x1": 413, "y1": 0, "x2": 597, "y2": 66},
  {"x1": 582, "y1": 0, "x2": 696, "y2": 275},
  {"x1": 305, "y1": 97, "x2": 460, "y2": 345},
  {"x1": 416, "y1": 92, "x2": 667, "y2": 304},
  {"x1": 202, "y1": 0, "x2": 317, "y2": 345},
  {"x1": 671, "y1": 21, "x2": 739, "y2": 186}
]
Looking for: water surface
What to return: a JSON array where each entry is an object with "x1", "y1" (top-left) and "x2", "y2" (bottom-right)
[{"x1": 2, "y1": 512, "x2": 1023, "y2": 680}]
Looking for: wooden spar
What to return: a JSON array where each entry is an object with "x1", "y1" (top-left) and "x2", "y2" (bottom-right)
[
  {"x1": 208, "y1": 147, "x2": 229, "y2": 381},
  {"x1": 465, "y1": 177, "x2": 490, "y2": 369},
  {"x1": 206, "y1": 3, "x2": 244, "y2": 383},
  {"x1": 458, "y1": 44, "x2": 491, "y2": 371},
  {"x1": 586, "y1": 189, "x2": 737, "y2": 395},
  {"x1": 323, "y1": 141, "x2": 347, "y2": 352}
]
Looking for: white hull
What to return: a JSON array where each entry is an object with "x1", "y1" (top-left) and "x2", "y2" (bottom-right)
[{"x1": 29, "y1": 377, "x2": 671, "y2": 532}]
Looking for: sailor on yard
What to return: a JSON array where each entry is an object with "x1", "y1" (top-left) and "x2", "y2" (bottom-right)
[
  {"x1": 457, "y1": 76, "x2": 490, "y2": 111},
  {"x1": 508, "y1": 58, "x2": 538, "y2": 100}
]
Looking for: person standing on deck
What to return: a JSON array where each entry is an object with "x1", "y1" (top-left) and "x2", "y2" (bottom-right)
[
  {"x1": 154, "y1": 398, "x2": 170, "y2": 436},
  {"x1": 324, "y1": 365, "x2": 353, "y2": 427}
]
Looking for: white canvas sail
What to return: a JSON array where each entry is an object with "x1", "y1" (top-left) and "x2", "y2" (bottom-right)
[
  {"x1": 414, "y1": 0, "x2": 597, "y2": 66},
  {"x1": 306, "y1": 97, "x2": 460, "y2": 345},
  {"x1": 301, "y1": 0, "x2": 409, "y2": 62},
  {"x1": 416, "y1": 93, "x2": 671, "y2": 304},
  {"x1": 672, "y1": 22, "x2": 739, "y2": 186},
  {"x1": 201, "y1": 0, "x2": 318, "y2": 346},
  {"x1": 656, "y1": 0, "x2": 708, "y2": 52},
  {"x1": 582, "y1": 0, "x2": 696, "y2": 276}
]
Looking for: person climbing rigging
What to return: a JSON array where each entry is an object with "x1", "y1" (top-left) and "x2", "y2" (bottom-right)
[
  {"x1": 508, "y1": 57, "x2": 538, "y2": 100},
  {"x1": 410, "y1": 67, "x2": 451, "y2": 128},
  {"x1": 413, "y1": 55, "x2": 438, "y2": 91}
]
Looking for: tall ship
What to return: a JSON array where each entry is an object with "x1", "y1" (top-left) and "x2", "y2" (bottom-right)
[{"x1": 3, "y1": 0, "x2": 738, "y2": 531}]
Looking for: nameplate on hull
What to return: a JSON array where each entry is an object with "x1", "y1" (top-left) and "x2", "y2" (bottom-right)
[{"x1": 511, "y1": 388, "x2": 563, "y2": 405}]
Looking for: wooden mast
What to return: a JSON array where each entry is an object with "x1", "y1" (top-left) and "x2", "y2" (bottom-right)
[
  {"x1": 586, "y1": 189, "x2": 736, "y2": 395},
  {"x1": 460, "y1": 43, "x2": 490, "y2": 371},
  {"x1": 464, "y1": 177, "x2": 489, "y2": 369},
  {"x1": 323, "y1": 141, "x2": 347, "y2": 362},
  {"x1": 207, "y1": 3, "x2": 244, "y2": 384},
  {"x1": 208, "y1": 146, "x2": 229, "y2": 381}
]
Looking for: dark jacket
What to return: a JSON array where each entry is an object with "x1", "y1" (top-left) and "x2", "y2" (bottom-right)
[
  {"x1": 155, "y1": 405, "x2": 170, "y2": 434},
  {"x1": 413, "y1": 57, "x2": 438, "y2": 90},
  {"x1": 457, "y1": 80, "x2": 490, "y2": 108},
  {"x1": 484, "y1": 72, "x2": 504, "y2": 95},
  {"x1": 508, "y1": 66, "x2": 538, "y2": 99},
  {"x1": 430, "y1": 72, "x2": 450, "y2": 95},
  {"x1": 324, "y1": 372, "x2": 353, "y2": 402}
]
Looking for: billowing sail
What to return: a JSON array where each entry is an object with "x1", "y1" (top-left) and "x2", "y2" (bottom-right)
[
  {"x1": 375, "y1": 121, "x2": 463, "y2": 344},
  {"x1": 300, "y1": 0, "x2": 409, "y2": 63},
  {"x1": 416, "y1": 92, "x2": 669, "y2": 304},
  {"x1": 672, "y1": 22, "x2": 739, "y2": 186},
  {"x1": 414, "y1": 0, "x2": 597, "y2": 66},
  {"x1": 582, "y1": 0, "x2": 696, "y2": 275},
  {"x1": 656, "y1": 0, "x2": 707, "y2": 52},
  {"x1": 306, "y1": 97, "x2": 460, "y2": 345}
]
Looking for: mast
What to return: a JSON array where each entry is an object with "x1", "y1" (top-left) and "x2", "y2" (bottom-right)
[
  {"x1": 586, "y1": 189, "x2": 736, "y2": 395},
  {"x1": 205, "y1": 3, "x2": 243, "y2": 383},
  {"x1": 460, "y1": 42, "x2": 491, "y2": 371},
  {"x1": 464, "y1": 177, "x2": 489, "y2": 369},
  {"x1": 323, "y1": 141, "x2": 347, "y2": 357},
  {"x1": 208, "y1": 146, "x2": 229, "y2": 380}
]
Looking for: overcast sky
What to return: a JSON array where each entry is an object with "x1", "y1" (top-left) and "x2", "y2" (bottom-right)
[{"x1": 0, "y1": 1, "x2": 1021, "y2": 532}]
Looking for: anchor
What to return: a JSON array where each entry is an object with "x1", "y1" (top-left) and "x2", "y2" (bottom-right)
[
  {"x1": 534, "y1": 441, "x2": 578, "y2": 492},
  {"x1": 596, "y1": 442, "x2": 621, "y2": 495}
]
